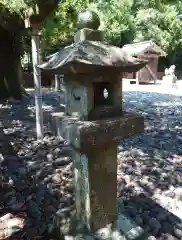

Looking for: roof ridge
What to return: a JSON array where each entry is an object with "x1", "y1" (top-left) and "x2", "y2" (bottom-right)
[{"x1": 123, "y1": 40, "x2": 154, "y2": 47}]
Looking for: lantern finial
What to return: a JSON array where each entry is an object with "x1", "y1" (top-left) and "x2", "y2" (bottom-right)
[{"x1": 76, "y1": 10, "x2": 100, "y2": 30}]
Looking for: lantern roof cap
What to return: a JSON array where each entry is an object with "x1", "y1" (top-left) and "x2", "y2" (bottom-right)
[{"x1": 38, "y1": 40, "x2": 147, "y2": 75}]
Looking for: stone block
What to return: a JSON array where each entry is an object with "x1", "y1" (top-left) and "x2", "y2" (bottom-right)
[
  {"x1": 70, "y1": 113, "x2": 144, "y2": 152},
  {"x1": 74, "y1": 28, "x2": 104, "y2": 43},
  {"x1": 72, "y1": 143, "x2": 117, "y2": 231}
]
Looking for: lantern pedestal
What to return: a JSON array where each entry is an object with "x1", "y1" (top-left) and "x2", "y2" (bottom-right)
[{"x1": 51, "y1": 113, "x2": 145, "y2": 239}]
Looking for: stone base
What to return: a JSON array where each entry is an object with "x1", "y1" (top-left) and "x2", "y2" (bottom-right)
[
  {"x1": 162, "y1": 75, "x2": 177, "y2": 88},
  {"x1": 176, "y1": 80, "x2": 182, "y2": 89},
  {"x1": 51, "y1": 200, "x2": 149, "y2": 240},
  {"x1": 50, "y1": 112, "x2": 65, "y2": 141},
  {"x1": 50, "y1": 112, "x2": 144, "y2": 153}
]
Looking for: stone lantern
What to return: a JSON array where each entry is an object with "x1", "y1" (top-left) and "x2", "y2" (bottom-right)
[{"x1": 39, "y1": 10, "x2": 146, "y2": 239}]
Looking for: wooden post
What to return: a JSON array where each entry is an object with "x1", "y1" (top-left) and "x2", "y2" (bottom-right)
[
  {"x1": 31, "y1": 28, "x2": 44, "y2": 140},
  {"x1": 60, "y1": 75, "x2": 65, "y2": 92},
  {"x1": 54, "y1": 74, "x2": 60, "y2": 91},
  {"x1": 136, "y1": 71, "x2": 139, "y2": 85}
]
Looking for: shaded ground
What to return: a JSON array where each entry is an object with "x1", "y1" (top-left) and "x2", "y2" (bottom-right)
[
  {"x1": 0, "y1": 90, "x2": 72, "y2": 239},
  {"x1": 0, "y1": 87, "x2": 182, "y2": 239}
]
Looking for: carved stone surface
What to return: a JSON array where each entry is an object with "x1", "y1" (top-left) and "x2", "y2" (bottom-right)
[
  {"x1": 73, "y1": 143, "x2": 118, "y2": 231},
  {"x1": 55, "y1": 113, "x2": 144, "y2": 153},
  {"x1": 65, "y1": 82, "x2": 89, "y2": 119},
  {"x1": 88, "y1": 143, "x2": 118, "y2": 231},
  {"x1": 74, "y1": 113, "x2": 144, "y2": 153},
  {"x1": 73, "y1": 150, "x2": 90, "y2": 228}
]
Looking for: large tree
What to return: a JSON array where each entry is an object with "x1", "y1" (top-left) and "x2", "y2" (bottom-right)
[{"x1": 0, "y1": 0, "x2": 60, "y2": 100}]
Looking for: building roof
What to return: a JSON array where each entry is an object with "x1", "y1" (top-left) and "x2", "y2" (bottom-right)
[
  {"x1": 176, "y1": 14, "x2": 182, "y2": 19},
  {"x1": 122, "y1": 40, "x2": 166, "y2": 57}
]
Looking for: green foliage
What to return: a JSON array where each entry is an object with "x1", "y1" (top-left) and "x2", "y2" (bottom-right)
[
  {"x1": 135, "y1": 4, "x2": 182, "y2": 53},
  {"x1": 0, "y1": 0, "x2": 35, "y2": 14},
  {"x1": 1, "y1": 0, "x2": 182, "y2": 65},
  {"x1": 42, "y1": 0, "x2": 91, "y2": 49},
  {"x1": 88, "y1": 0, "x2": 136, "y2": 46},
  {"x1": 42, "y1": 0, "x2": 182, "y2": 56}
]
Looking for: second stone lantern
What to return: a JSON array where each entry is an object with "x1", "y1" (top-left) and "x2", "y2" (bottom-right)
[{"x1": 39, "y1": 10, "x2": 146, "y2": 239}]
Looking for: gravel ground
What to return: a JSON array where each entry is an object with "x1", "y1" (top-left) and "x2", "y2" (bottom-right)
[
  {"x1": 0, "y1": 85, "x2": 182, "y2": 239},
  {"x1": 118, "y1": 84, "x2": 182, "y2": 239}
]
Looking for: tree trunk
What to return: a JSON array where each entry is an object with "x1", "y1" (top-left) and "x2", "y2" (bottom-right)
[
  {"x1": 0, "y1": 78, "x2": 10, "y2": 100},
  {"x1": 0, "y1": 26, "x2": 23, "y2": 100},
  {"x1": 6, "y1": 54, "x2": 23, "y2": 100},
  {"x1": 54, "y1": 74, "x2": 60, "y2": 91},
  {"x1": 0, "y1": 28, "x2": 10, "y2": 100}
]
